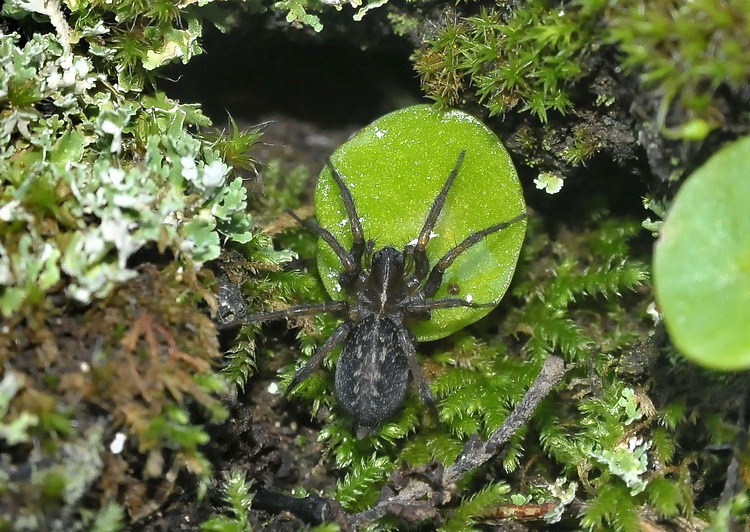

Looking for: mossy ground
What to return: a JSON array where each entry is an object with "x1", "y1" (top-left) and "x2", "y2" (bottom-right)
[{"x1": 2, "y1": 1, "x2": 749, "y2": 530}]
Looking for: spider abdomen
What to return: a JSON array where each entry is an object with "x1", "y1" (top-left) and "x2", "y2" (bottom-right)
[{"x1": 335, "y1": 315, "x2": 409, "y2": 429}]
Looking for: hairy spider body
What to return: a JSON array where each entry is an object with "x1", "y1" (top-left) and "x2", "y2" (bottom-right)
[
  {"x1": 336, "y1": 314, "x2": 409, "y2": 427},
  {"x1": 223, "y1": 151, "x2": 526, "y2": 433}
]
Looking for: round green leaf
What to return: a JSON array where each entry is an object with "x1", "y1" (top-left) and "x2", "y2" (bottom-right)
[
  {"x1": 654, "y1": 135, "x2": 750, "y2": 370},
  {"x1": 314, "y1": 105, "x2": 526, "y2": 341}
]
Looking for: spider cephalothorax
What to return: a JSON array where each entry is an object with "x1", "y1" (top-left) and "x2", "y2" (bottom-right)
[{"x1": 223, "y1": 150, "x2": 526, "y2": 433}]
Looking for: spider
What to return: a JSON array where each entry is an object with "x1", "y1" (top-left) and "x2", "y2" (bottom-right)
[{"x1": 222, "y1": 150, "x2": 526, "y2": 433}]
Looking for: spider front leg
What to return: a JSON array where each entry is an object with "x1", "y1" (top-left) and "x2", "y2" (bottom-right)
[
  {"x1": 406, "y1": 298, "x2": 495, "y2": 314},
  {"x1": 286, "y1": 209, "x2": 360, "y2": 276},
  {"x1": 405, "y1": 150, "x2": 466, "y2": 281},
  {"x1": 326, "y1": 159, "x2": 368, "y2": 268},
  {"x1": 404, "y1": 297, "x2": 494, "y2": 324},
  {"x1": 423, "y1": 212, "x2": 527, "y2": 298},
  {"x1": 219, "y1": 300, "x2": 349, "y2": 329}
]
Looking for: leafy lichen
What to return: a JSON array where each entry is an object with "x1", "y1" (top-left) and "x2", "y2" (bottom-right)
[{"x1": 0, "y1": 0, "x2": 277, "y2": 528}]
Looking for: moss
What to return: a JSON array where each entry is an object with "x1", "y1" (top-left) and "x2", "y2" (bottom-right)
[
  {"x1": 607, "y1": 0, "x2": 750, "y2": 130},
  {"x1": 414, "y1": 0, "x2": 750, "y2": 132},
  {"x1": 0, "y1": 264, "x2": 227, "y2": 526},
  {"x1": 201, "y1": 469, "x2": 255, "y2": 532},
  {"x1": 413, "y1": 1, "x2": 604, "y2": 122}
]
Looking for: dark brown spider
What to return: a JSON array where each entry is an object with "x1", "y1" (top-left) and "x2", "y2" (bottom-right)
[{"x1": 222, "y1": 150, "x2": 526, "y2": 433}]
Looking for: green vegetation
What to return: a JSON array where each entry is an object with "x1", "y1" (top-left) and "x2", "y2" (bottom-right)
[
  {"x1": 608, "y1": 0, "x2": 750, "y2": 132},
  {"x1": 230, "y1": 175, "x2": 747, "y2": 528},
  {"x1": 0, "y1": 0, "x2": 276, "y2": 528},
  {"x1": 414, "y1": 0, "x2": 750, "y2": 133},
  {"x1": 2, "y1": 0, "x2": 749, "y2": 529},
  {"x1": 414, "y1": 1, "x2": 601, "y2": 122},
  {"x1": 201, "y1": 470, "x2": 255, "y2": 532},
  {"x1": 260, "y1": 195, "x2": 702, "y2": 529}
]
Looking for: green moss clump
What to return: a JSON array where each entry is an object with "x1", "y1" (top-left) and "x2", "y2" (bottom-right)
[
  {"x1": 413, "y1": 0, "x2": 750, "y2": 132},
  {"x1": 608, "y1": 0, "x2": 750, "y2": 129},
  {"x1": 506, "y1": 216, "x2": 649, "y2": 362},
  {"x1": 201, "y1": 470, "x2": 255, "y2": 532},
  {"x1": 413, "y1": 1, "x2": 604, "y2": 122}
]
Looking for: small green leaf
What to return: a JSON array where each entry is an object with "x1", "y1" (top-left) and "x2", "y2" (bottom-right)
[
  {"x1": 184, "y1": 216, "x2": 220, "y2": 262},
  {"x1": 142, "y1": 19, "x2": 202, "y2": 70},
  {"x1": 315, "y1": 105, "x2": 526, "y2": 341},
  {"x1": 50, "y1": 128, "x2": 90, "y2": 164},
  {"x1": 654, "y1": 135, "x2": 750, "y2": 370}
]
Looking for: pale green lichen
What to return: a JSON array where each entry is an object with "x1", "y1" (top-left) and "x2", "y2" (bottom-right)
[
  {"x1": 544, "y1": 478, "x2": 577, "y2": 524},
  {"x1": 0, "y1": 371, "x2": 39, "y2": 445},
  {"x1": 591, "y1": 439, "x2": 651, "y2": 496},
  {"x1": 534, "y1": 172, "x2": 564, "y2": 194},
  {"x1": 271, "y1": 0, "x2": 393, "y2": 31},
  {"x1": 0, "y1": 31, "x2": 256, "y2": 311}
]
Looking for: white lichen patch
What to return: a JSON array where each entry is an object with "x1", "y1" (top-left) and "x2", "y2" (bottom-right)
[
  {"x1": 109, "y1": 432, "x2": 127, "y2": 454},
  {"x1": 534, "y1": 172, "x2": 565, "y2": 194},
  {"x1": 0, "y1": 31, "x2": 262, "y2": 312},
  {"x1": 590, "y1": 439, "x2": 652, "y2": 495}
]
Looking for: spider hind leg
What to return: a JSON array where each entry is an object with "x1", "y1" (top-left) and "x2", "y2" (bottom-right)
[{"x1": 284, "y1": 321, "x2": 351, "y2": 397}]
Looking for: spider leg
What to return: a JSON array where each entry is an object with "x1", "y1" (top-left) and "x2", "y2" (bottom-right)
[
  {"x1": 405, "y1": 150, "x2": 466, "y2": 281},
  {"x1": 423, "y1": 212, "x2": 527, "y2": 298},
  {"x1": 286, "y1": 209, "x2": 358, "y2": 275},
  {"x1": 219, "y1": 300, "x2": 349, "y2": 330},
  {"x1": 284, "y1": 321, "x2": 351, "y2": 398},
  {"x1": 326, "y1": 158, "x2": 366, "y2": 266},
  {"x1": 396, "y1": 328, "x2": 436, "y2": 406},
  {"x1": 362, "y1": 239, "x2": 375, "y2": 270}
]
